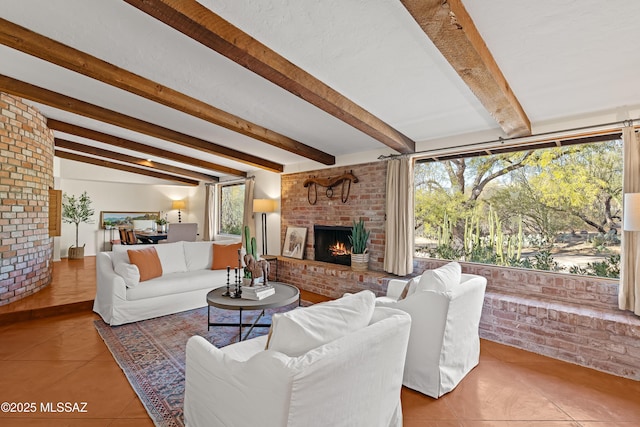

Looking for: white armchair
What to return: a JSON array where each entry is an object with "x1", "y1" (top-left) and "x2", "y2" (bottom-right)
[
  {"x1": 184, "y1": 292, "x2": 411, "y2": 427},
  {"x1": 376, "y1": 262, "x2": 487, "y2": 398}
]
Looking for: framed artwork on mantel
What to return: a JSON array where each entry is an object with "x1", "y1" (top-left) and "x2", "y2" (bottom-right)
[
  {"x1": 100, "y1": 211, "x2": 160, "y2": 229},
  {"x1": 282, "y1": 226, "x2": 307, "y2": 259}
]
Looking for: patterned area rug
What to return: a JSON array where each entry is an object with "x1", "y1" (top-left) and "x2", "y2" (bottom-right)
[{"x1": 94, "y1": 302, "x2": 302, "y2": 427}]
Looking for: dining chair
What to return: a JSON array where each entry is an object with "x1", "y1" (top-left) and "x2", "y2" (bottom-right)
[{"x1": 164, "y1": 223, "x2": 198, "y2": 243}]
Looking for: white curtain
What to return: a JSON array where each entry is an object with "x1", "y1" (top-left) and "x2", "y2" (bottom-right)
[
  {"x1": 384, "y1": 157, "x2": 414, "y2": 276},
  {"x1": 242, "y1": 177, "x2": 256, "y2": 243},
  {"x1": 620, "y1": 126, "x2": 640, "y2": 315},
  {"x1": 203, "y1": 184, "x2": 215, "y2": 241}
]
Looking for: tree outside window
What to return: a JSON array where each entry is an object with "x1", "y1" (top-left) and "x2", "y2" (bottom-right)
[
  {"x1": 414, "y1": 140, "x2": 622, "y2": 278},
  {"x1": 219, "y1": 183, "x2": 245, "y2": 235}
]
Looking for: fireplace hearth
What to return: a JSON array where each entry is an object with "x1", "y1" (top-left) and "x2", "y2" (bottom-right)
[{"x1": 314, "y1": 225, "x2": 352, "y2": 266}]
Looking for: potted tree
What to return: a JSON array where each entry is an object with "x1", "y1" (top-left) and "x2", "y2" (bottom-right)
[
  {"x1": 349, "y1": 219, "x2": 371, "y2": 271},
  {"x1": 62, "y1": 191, "x2": 94, "y2": 259}
]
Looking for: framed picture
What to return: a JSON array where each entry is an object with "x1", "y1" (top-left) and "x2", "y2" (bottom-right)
[
  {"x1": 100, "y1": 211, "x2": 160, "y2": 229},
  {"x1": 282, "y1": 226, "x2": 307, "y2": 259}
]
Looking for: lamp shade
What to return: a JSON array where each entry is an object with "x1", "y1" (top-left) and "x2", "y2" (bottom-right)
[
  {"x1": 172, "y1": 200, "x2": 186, "y2": 210},
  {"x1": 253, "y1": 198, "x2": 276, "y2": 213},
  {"x1": 623, "y1": 193, "x2": 640, "y2": 231}
]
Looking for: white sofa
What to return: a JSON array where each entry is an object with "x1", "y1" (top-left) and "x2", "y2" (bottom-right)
[
  {"x1": 184, "y1": 291, "x2": 411, "y2": 427},
  {"x1": 94, "y1": 240, "x2": 240, "y2": 325},
  {"x1": 376, "y1": 262, "x2": 487, "y2": 398}
]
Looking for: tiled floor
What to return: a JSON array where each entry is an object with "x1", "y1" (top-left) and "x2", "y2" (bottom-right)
[{"x1": 0, "y1": 258, "x2": 638, "y2": 426}]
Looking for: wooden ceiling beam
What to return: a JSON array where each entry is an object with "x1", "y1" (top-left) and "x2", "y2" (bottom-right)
[
  {"x1": 55, "y1": 138, "x2": 219, "y2": 183},
  {"x1": 0, "y1": 18, "x2": 335, "y2": 165},
  {"x1": 55, "y1": 150, "x2": 200, "y2": 186},
  {"x1": 0, "y1": 74, "x2": 283, "y2": 172},
  {"x1": 400, "y1": 0, "x2": 531, "y2": 137},
  {"x1": 47, "y1": 119, "x2": 246, "y2": 177},
  {"x1": 124, "y1": 0, "x2": 416, "y2": 154}
]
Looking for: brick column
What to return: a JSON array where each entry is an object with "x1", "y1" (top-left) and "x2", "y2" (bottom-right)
[{"x1": 0, "y1": 92, "x2": 54, "y2": 306}]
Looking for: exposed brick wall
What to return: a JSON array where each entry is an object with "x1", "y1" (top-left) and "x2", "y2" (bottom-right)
[
  {"x1": 414, "y1": 258, "x2": 640, "y2": 380},
  {"x1": 281, "y1": 161, "x2": 387, "y2": 271},
  {"x1": 0, "y1": 93, "x2": 54, "y2": 306},
  {"x1": 276, "y1": 257, "x2": 389, "y2": 299}
]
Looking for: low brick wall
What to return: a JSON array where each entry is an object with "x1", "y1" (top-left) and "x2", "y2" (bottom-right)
[
  {"x1": 414, "y1": 258, "x2": 640, "y2": 381},
  {"x1": 276, "y1": 255, "x2": 640, "y2": 380},
  {"x1": 276, "y1": 257, "x2": 389, "y2": 299}
]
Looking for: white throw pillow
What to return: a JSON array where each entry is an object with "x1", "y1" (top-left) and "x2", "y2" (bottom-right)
[
  {"x1": 184, "y1": 241, "x2": 215, "y2": 271},
  {"x1": 114, "y1": 262, "x2": 140, "y2": 288},
  {"x1": 417, "y1": 261, "x2": 462, "y2": 293},
  {"x1": 266, "y1": 290, "x2": 376, "y2": 357},
  {"x1": 152, "y1": 241, "x2": 187, "y2": 274}
]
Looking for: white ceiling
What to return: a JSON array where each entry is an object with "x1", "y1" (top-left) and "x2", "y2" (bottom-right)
[{"x1": 1, "y1": 0, "x2": 639, "y2": 182}]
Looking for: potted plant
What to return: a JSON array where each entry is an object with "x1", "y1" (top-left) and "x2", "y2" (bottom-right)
[
  {"x1": 62, "y1": 191, "x2": 94, "y2": 259},
  {"x1": 155, "y1": 218, "x2": 168, "y2": 233},
  {"x1": 349, "y1": 219, "x2": 371, "y2": 271}
]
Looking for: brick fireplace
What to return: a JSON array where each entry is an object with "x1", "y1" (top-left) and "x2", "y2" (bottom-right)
[
  {"x1": 314, "y1": 225, "x2": 352, "y2": 266},
  {"x1": 280, "y1": 161, "x2": 387, "y2": 271}
]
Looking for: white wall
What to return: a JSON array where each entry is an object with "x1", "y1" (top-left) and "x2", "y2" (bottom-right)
[
  {"x1": 251, "y1": 169, "x2": 282, "y2": 256},
  {"x1": 58, "y1": 161, "x2": 206, "y2": 258}
]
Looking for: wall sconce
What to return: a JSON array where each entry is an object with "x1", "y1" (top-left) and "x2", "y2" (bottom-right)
[
  {"x1": 253, "y1": 199, "x2": 277, "y2": 255},
  {"x1": 172, "y1": 200, "x2": 186, "y2": 223}
]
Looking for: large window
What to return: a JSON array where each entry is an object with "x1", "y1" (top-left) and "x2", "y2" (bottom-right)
[
  {"x1": 414, "y1": 139, "x2": 622, "y2": 278},
  {"x1": 218, "y1": 182, "x2": 245, "y2": 236}
]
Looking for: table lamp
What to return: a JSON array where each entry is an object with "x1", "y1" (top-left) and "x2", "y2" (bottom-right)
[
  {"x1": 172, "y1": 200, "x2": 186, "y2": 223},
  {"x1": 253, "y1": 199, "x2": 276, "y2": 255}
]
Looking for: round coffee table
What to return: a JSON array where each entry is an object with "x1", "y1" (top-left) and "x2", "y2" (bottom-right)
[{"x1": 206, "y1": 282, "x2": 300, "y2": 341}]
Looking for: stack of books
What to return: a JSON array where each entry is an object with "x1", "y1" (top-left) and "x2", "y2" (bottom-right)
[{"x1": 241, "y1": 284, "x2": 275, "y2": 300}]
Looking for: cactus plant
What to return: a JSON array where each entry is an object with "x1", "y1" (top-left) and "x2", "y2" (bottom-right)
[{"x1": 243, "y1": 225, "x2": 258, "y2": 278}]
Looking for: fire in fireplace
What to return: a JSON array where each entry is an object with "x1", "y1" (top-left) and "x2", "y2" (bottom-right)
[{"x1": 314, "y1": 225, "x2": 352, "y2": 266}]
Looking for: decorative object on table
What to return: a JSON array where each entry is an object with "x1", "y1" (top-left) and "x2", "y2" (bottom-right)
[
  {"x1": 100, "y1": 211, "x2": 160, "y2": 229},
  {"x1": 230, "y1": 265, "x2": 242, "y2": 299},
  {"x1": 349, "y1": 218, "x2": 370, "y2": 271},
  {"x1": 223, "y1": 266, "x2": 231, "y2": 296},
  {"x1": 253, "y1": 198, "x2": 277, "y2": 255},
  {"x1": 303, "y1": 170, "x2": 359, "y2": 205},
  {"x1": 62, "y1": 191, "x2": 95, "y2": 259},
  {"x1": 241, "y1": 284, "x2": 275, "y2": 300},
  {"x1": 242, "y1": 225, "x2": 259, "y2": 284},
  {"x1": 282, "y1": 226, "x2": 307, "y2": 259},
  {"x1": 172, "y1": 199, "x2": 186, "y2": 223},
  {"x1": 243, "y1": 254, "x2": 270, "y2": 286},
  {"x1": 155, "y1": 218, "x2": 168, "y2": 233}
]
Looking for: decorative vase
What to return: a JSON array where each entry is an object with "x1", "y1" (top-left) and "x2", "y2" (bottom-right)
[
  {"x1": 350, "y1": 252, "x2": 369, "y2": 271},
  {"x1": 158, "y1": 224, "x2": 167, "y2": 233},
  {"x1": 68, "y1": 244, "x2": 85, "y2": 260}
]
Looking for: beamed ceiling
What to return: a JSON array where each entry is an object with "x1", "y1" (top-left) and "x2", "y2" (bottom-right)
[{"x1": 1, "y1": 0, "x2": 640, "y2": 185}]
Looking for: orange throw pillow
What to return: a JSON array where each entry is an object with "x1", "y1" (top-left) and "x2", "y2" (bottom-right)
[
  {"x1": 211, "y1": 242, "x2": 242, "y2": 270},
  {"x1": 127, "y1": 247, "x2": 163, "y2": 282}
]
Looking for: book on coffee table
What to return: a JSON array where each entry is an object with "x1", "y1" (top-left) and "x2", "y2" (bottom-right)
[{"x1": 241, "y1": 286, "x2": 275, "y2": 300}]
